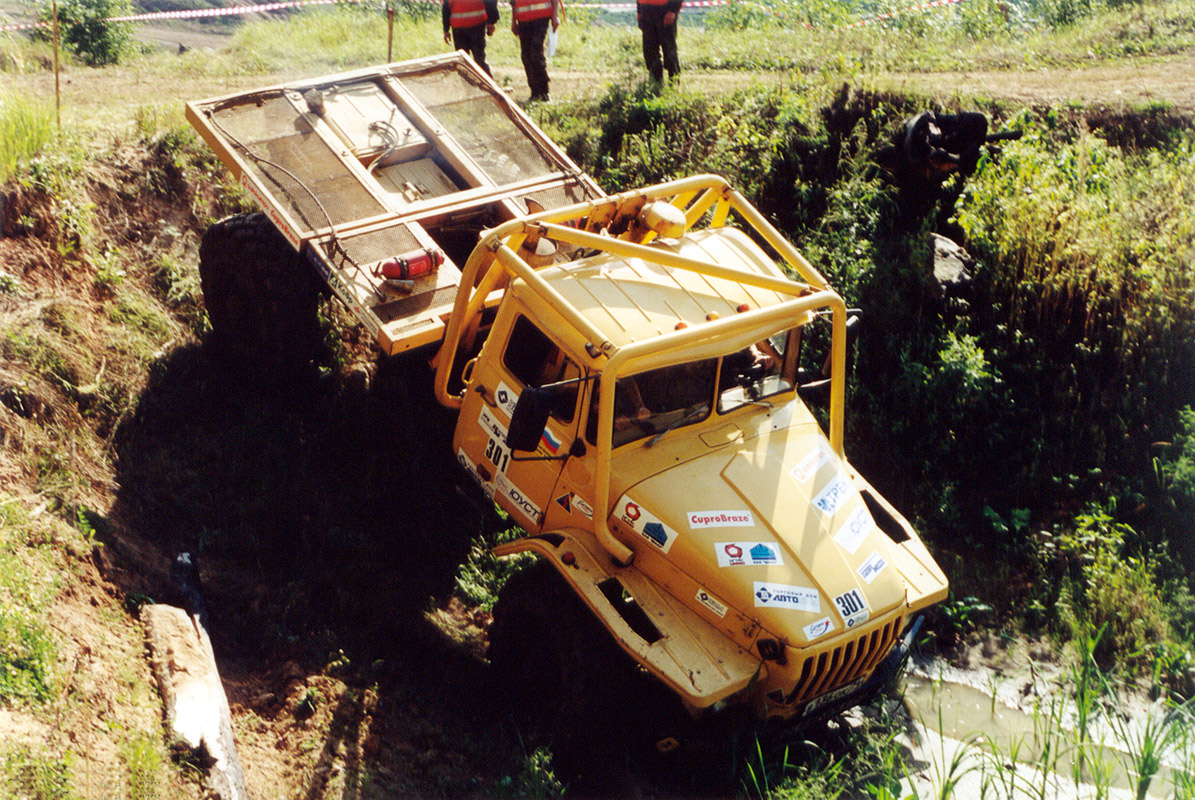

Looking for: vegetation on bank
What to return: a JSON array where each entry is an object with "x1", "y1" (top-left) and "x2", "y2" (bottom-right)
[{"x1": 1, "y1": 0, "x2": 1194, "y2": 795}]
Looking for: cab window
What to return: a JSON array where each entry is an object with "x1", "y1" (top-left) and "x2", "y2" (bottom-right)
[
  {"x1": 502, "y1": 315, "x2": 580, "y2": 423},
  {"x1": 717, "y1": 331, "x2": 794, "y2": 413}
]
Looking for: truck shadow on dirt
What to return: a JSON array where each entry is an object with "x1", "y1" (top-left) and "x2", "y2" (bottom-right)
[
  {"x1": 99, "y1": 340, "x2": 781, "y2": 797},
  {"x1": 102, "y1": 342, "x2": 538, "y2": 795}
]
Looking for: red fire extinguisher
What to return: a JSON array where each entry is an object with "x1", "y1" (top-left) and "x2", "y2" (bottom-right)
[{"x1": 375, "y1": 247, "x2": 444, "y2": 280}]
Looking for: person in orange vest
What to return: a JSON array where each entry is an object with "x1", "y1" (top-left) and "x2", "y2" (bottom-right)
[
  {"x1": 637, "y1": 0, "x2": 681, "y2": 84},
  {"x1": 511, "y1": 0, "x2": 561, "y2": 102},
  {"x1": 443, "y1": 0, "x2": 499, "y2": 76}
]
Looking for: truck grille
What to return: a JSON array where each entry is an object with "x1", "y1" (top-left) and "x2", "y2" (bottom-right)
[{"x1": 779, "y1": 616, "x2": 903, "y2": 706}]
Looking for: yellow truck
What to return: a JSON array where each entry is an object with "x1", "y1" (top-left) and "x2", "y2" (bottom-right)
[{"x1": 187, "y1": 52, "x2": 948, "y2": 763}]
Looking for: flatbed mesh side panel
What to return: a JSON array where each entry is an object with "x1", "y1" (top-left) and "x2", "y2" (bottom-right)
[
  {"x1": 401, "y1": 70, "x2": 558, "y2": 186},
  {"x1": 522, "y1": 181, "x2": 602, "y2": 210},
  {"x1": 334, "y1": 224, "x2": 422, "y2": 268},
  {"x1": 377, "y1": 285, "x2": 459, "y2": 328},
  {"x1": 211, "y1": 95, "x2": 386, "y2": 231}
]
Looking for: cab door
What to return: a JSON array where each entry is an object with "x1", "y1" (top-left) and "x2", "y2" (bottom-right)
[{"x1": 455, "y1": 312, "x2": 584, "y2": 532}]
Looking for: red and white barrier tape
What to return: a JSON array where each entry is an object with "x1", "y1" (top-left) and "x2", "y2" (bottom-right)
[
  {"x1": 565, "y1": 0, "x2": 724, "y2": 7},
  {"x1": 2, "y1": 0, "x2": 962, "y2": 35},
  {"x1": 109, "y1": 0, "x2": 343, "y2": 23},
  {"x1": 1, "y1": 0, "x2": 356, "y2": 31}
]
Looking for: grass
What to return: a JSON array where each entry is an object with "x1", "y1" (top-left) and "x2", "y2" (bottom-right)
[
  {"x1": 748, "y1": 658, "x2": 1195, "y2": 800},
  {"x1": 0, "y1": 747, "x2": 77, "y2": 800},
  {"x1": 0, "y1": 499, "x2": 61, "y2": 706},
  {"x1": 0, "y1": 90, "x2": 54, "y2": 183},
  {"x1": 120, "y1": 731, "x2": 165, "y2": 800},
  {"x1": 211, "y1": 0, "x2": 1195, "y2": 78}
]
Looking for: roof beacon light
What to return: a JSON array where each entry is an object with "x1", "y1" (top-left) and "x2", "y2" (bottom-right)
[{"x1": 638, "y1": 201, "x2": 687, "y2": 240}]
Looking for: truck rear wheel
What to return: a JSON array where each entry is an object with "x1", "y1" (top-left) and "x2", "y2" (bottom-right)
[
  {"x1": 199, "y1": 212, "x2": 324, "y2": 387},
  {"x1": 487, "y1": 560, "x2": 638, "y2": 793}
]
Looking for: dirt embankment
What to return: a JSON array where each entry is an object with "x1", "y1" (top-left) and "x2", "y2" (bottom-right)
[{"x1": 0, "y1": 139, "x2": 526, "y2": 798}]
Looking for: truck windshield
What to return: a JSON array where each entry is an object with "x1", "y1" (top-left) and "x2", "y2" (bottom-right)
[{"x1": 587, "y1": 359, "x2": 717, "y2": 448}]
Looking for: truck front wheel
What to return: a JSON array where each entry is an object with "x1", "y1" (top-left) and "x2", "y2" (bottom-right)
[
  {"x1": 487, "y1": 560, "x2": 638, "y2": 793},
  {"x1": 199, "y1": 212, "x2": 324, "y2": 387}
]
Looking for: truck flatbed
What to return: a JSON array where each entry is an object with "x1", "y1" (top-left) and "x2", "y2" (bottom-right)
[{"x1": 186, "y1": 53, "x2": 603, "y2": 354}]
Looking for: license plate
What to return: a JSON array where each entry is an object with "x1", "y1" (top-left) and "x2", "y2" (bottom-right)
[{"x1": 801, "y1": 675, "x2": 867, "y2": 717}]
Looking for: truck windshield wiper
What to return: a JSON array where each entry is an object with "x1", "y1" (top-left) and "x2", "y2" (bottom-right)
[{"x1": 646, "y1": 402, "x2": 710, "y2": 448}]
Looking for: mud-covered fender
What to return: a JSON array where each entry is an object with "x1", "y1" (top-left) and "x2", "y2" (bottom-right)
[{"x1": 495, "y1": 529, "x2": 764, "y2": 709}]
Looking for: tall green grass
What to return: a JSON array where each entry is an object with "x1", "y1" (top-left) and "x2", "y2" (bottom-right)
[
  {"x1": 0, "y1": 91, "x2": 54, "y2": 183},
  {"x1": 955, "y1": 121, "x2": 1195, "y2": 510},
  {"x1": 0, "y1": 498, "x2": 60, "y2": 705},
  {"x1": 0, "y1": 747, "x2": 77, "y2": 800}
]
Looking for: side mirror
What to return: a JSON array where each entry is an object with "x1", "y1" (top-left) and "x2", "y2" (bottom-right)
[
  {"x1": 506, "y1": 387, "x2": 555, "y2": 452},
  {"x1": 797, "y1": 310, "x2": 862, "y2": 403}
]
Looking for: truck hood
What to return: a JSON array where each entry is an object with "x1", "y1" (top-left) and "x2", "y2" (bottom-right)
[{"x1": 609, "y1": 404, "x2": 907, "y2": 646}]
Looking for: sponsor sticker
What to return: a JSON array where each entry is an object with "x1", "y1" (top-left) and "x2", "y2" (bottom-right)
[
  {"x1": 857, "y1": 551, "x2": 887, "y2": 584},
  {"x1": 716, "y1": 542, "x2": 784, "y2": 568},
  {"x1": 801, "y1": 675, "x2": 867, "y2": 718},
  {"x1": 753, "y1": 582, "x2": 820, "y2": 612},
  {"x1": 813, "y1": 474, "x2": 852, "y2": 517},
  {"x1": 495, "y1": 472, "x2": 541, "y2": 526},
  {"x1": 573, "y1": 496, "x2": 594, "y2": 519},
  {"x1": 803, "y1": 616, "x2": 835, "y2": 641},
  {"x1": 479, "y1": 407, "x2": 506, "y2": 440},
  {"x1": 494, "y1": 381, "x2": 519, "y2": 418},
  {"x1": 457, "y1": 448, "x2": 495, "y2": 499},
  {"x1": 618, "y1": 498, "x2": 677, "y2": 554},
  {"x1": 243, "y1": 174, "x2": 301, "y2": 250},
  {"x1": 790, "y1": 445, "x2": 829, "y2": 484},
  {"x1": 553, "y1": 493, "x2": 594, "y2": 520},
  {"x1": 477, "y1": 407, "x2": 514, "y2": 473},
  {"x1": 695, "y1": 588, "x2": 728, "y2": 618},
  {"x1": 832, "y1": 588, "x2": 869, "y2": 629},
  {"x1": 688, "y1": 510, "x2": 755, "y2": 529},
  {"x1": 834, "y1": 504, "x2": 874, "y2": 555}
]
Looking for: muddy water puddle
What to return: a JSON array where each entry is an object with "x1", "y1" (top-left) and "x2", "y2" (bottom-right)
[{"x1": 901, "y1": 665, "x2": 1187, "y2": 799}]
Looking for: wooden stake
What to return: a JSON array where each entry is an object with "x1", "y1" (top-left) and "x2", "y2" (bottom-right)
[
  {"x1": 387, "y1": 5, "x2": 394, "y2": 62},
  {"x1": 52, "y1": 0, "x2": 60, "y2": 133}
]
